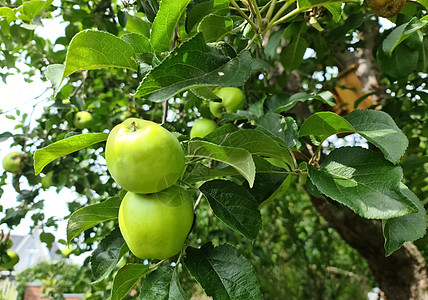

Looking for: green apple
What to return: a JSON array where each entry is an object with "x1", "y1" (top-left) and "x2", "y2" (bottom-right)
[
  {"x1": 61, "y1": 245, "x2": 73, "y2": 257},
  {"x1": 105, "y1": 118, "x2": 185, "y2": 194},
  {"x1": 190, "y1": 119, "x2": 218, "y2": 139},
  {"x1": 119, "y1": 186, "x2": 194, "y2": 260},
  {"x1": 209, "y1": 87, "x2": 246, "y2": 118},
  {"x1": 41, "y1": 171, "x2": 54, "y2": 189},
  {"x1": 1, "y1": 250, "x2": 19, "y2": 269},
  {"x1": 2, "y1": 152, "x2": 27, "y2": 173},
  {"x1": 74, "y1": 111, "x2": 93, "y2": 129}
]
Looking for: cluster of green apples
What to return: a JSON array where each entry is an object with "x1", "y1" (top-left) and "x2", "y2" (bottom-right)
[
  {"x1": 105, "y1": 118, "x2": 194, "y2": 260},
  {"x1": 190, "y1": 87, "x2": 246, "y2": 139}
]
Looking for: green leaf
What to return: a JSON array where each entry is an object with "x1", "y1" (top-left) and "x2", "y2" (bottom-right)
[
  {"x1": 111, "y1": 264, "x2": 149, "y2": 300},
  {"x1": 299, "y1": 112, "x2": 355, "y2": 143},
  {"x1": 184, "y1": 243, "x2": 262, "y2": 300},
  {"x1": 221, "y1": 129, "x2": 294, "y2": 170},
  {"x1": 187, "y1": 140, "x2": 255, "y2": 187},
  {"x1": 140, "y1": 266, "x2": 189, "y2": 300},
  {"x1": 33, "y1": 132, "x2": 108, "y2": 175},
  {"x1": 186, "y1": 0, "x2": 229, "y2": 33},
  {"x1": 125, "y1": 14, "x2": 151, "y2": 37},
  {"x1": 257, "y1": 113, "x2": 299, "y2": 149},
  {"x1": 275, "y1": 91, "x2": 336, "y2": 113},
  {"x1": 280, "y1": 36, "x2": 308, "y2": 73},
  {"x1": 39, "y1": 232, "x2": 55, "y2": 250},
  {"x1": 382, "y1": 17, "x2": 428, "y2": 55},
  {"x1": 121, "y1": 33, "x2": 152, "y2": 54},
  {"x1": 383, "y1": 183, "x2": 426, "y2": 256},
  {"x1": 346, "y1": 109, "x2": 408, "y2": 164},
  {"x1": 66, "y1": 197, "x2": 121, "y2": 243},
  {"x1": 308, "y1": 147, "x2": 418, "y2": 219},
  {"x1": 150, "y1": 0, "x2": 191, "y2": 52},
  {"x1": 137, "y1": 0, "x2": 159, "y2": 22},
  {"x1": 45, "y1": 64, "x2": 65, "y2": 95},
  {"x1": 324, "y1": 3, "x2": 342, "y2": 23},
  {"x1": 15, "y1": 0, "x2": 53, "y2": 21},
  {"x1": 0, "y1": 7, "x2": 16, "y2": 22},
  {"x1": 91, "y1": 228, "x2": 129, "y2": 283},
  {"x1": 242, "y1": 172, "x2": 288, "y2": 206},
  {"x1": 264, "y1": 28, "x2": 286, "y2": 58},
  {"x1": 199, "y1": 180, "x2": 261, "y2": 239},
  {"x1": 297, "y1": 0, "x2": 327, "y2": 8},
  {"x1": 197, "y1": 14, "x2": 233, "y2": 43},
  {"x1": 134, "y1": 34, "x2": 252, "y2": 102},
  {"x1": 417, "y1": 0, "x2": 428, "y2": 7},
  {"x1": 204, "y1": 123, "x2": 238, "y2": 144},
  {"x1": 377, "y1": 43, "x2": 419, "y2": 78},
  {"x1": 118, "y1": 9, "x2": 128, "y2": 27},
  {"x1": 63, "y1": 30, "x2": 139, "y2": 79},
  {"x1": 182, "y1": 163, "x2": 240, "y2": 184},
  {"x1": 0, "y1": 132, "x2": 13, "y2": 142}
]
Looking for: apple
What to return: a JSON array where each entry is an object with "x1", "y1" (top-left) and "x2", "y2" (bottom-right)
[
  {"x1": 74, "y1": 111, "x2": 93, "y2": 129},
  {"x1": 1, "y1": 250, "x2": 19, "y2": 269},
  {"x1": 190, "y1": 119, "x2": 218, "y2": 139},
  {"x1": 209, "y1": 87, "x2": 246, "y2": 118},
  {"x1": 105, "y1": 118, "x2": 185, "y2": 194},
  {"x1": 41, "y1": 171, "x2": 54, "y2": 189},
  {"x1": 2, "y1": 152, "x2": 27, "y2": 173},
  {"x1": 61, "y1": 245, "x2": 73, "y2": 257},
  {"x1": 118, "y1": 186, "x2": 194, "y2": 260}
]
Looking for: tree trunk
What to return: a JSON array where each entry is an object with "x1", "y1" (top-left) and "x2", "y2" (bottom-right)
[{"x1": 310, "y1": 195, "x2": 428, "y2": 300}]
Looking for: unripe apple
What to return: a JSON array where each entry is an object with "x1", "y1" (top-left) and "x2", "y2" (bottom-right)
[
  {"x1": 74, "y1": 111, "x2": 93, "y2": 129},
  {"x1": 1, "y1": 250, "x2": 19, "y2": 269},
  {"x1": 209, "y1": 87, "x2": 246, "y2": 118},
  {"x1": 366, "y1": 0, "x2": 405, "y2": 18},
  {"x1": 190, "y1": 119, "x2": 218, "y2": 139},
  {"x1": 61, "y1": 245, "x2": 73, "y2": 257},
  {"x1": 105, "y1": 118, "x2": 185, "y2": 194},
  {"x1": 118, "y1": 186, "x2": 194, "y2": 260},
  {"x1": 2, "y1": 152, "x2": 27, "y2": 173}
]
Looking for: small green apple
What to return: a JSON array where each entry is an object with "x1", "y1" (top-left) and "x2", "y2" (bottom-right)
[
  {"x1": 119, "y1": 186, "x2": 194, "y2": 260},
  {"x1": 1, "y1": 250, "x2": 19, "y2": 269},
  {"x1": 2, "y1": 152, "x2": 27, "y2": 173},
  {"x1": 74, "y1": 111, "x2": 93, "y2": 129},
  {"x1": 61, "y1": 245, "x2": 74, "y2": 257},
  {"x1": 105, "y1": 118, "x2": 185, "y2": 194},
  {"x1": 190, "y1": 119, "x2": 218, "y2": 139},
  {"x1": 209, "y1": 87, "x2": 246, "y2": 118}
]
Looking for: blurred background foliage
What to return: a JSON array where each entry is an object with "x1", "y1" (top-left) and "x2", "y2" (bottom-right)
[{"x1": 0, "y1": 0, "x2": 426, "y2": 298}]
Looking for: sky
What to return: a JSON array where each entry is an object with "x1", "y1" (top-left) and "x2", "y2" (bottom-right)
[{"x1": 0, "y1": 15, "x2": 90, "y2": 264}]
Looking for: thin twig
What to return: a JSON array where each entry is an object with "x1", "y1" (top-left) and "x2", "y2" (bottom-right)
[
  {"x1": 265, "y1": 0, "x2": 277, "y2": 20},
  {"x1": 161, "y1": 101, "x2": 168, "y2": 125},
  {"x1": 70, "y1": 70, "x2": 88, "y2": 98},
  {"x1": 194, "y1": 192, "x2": 203, "y2": 211},
  {"x1": 229, "y1": 0, "x2": 258, "y2": 30},
  {"x1": 249, "y1": 0, "x2": 263, "y2": 29},
  {"x1": 0, "y1": 89, "x2": 49, "y2": 115}
]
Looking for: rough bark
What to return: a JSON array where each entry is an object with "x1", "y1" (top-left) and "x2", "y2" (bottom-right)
[{"x1": 310, "y1": 195, "x2": 428, "y2": 300}]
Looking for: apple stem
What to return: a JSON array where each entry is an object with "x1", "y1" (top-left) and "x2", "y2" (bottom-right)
[{"x1": 130, "y1": 121, "x2": 138, "y2": 132}]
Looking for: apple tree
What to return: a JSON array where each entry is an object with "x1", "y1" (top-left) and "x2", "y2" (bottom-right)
[{"x1": 0, "y1": 0, "x2": 428, "y2": 299}]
